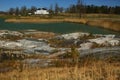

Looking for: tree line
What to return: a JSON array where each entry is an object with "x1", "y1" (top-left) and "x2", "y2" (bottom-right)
[
  {"x1": 8, "y1": 6, "x2": 37, "y2": 16},
  {"x1": 7, "y1": 4, "x2": 64, "y2": 16},
  {"x1": 67, "y1": 4, "x2": 120, "y2": 14},
  {"x1": 7, "y1": 0, "x2": 120, "y2": 16}
]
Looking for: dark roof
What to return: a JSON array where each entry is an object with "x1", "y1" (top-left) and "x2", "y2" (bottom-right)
[{"x1": 37, "y1": 8, "x2": 47, "y2": 10}]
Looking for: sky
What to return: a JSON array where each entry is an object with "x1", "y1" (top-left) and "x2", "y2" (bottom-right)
[{"x1": 0, "y1": 0, "x2": 120, "y2": 11}]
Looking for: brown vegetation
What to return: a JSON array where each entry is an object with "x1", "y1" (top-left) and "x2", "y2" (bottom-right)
[
  {"x1": 0, "y1": 60, "x2": 119, "y2": 80},
  {"x1": 25, "y1": 31, "x2": 56, "y2": 39},
  {"x1": 87, "y1": 20, "x2": 120, "y2": 32},
  {"x1": 0, "y1": 47, "x2": 120, "y2": 80},
  {"x1": 65, "y1": 18, "x2": 120, "y2": 32},
  {"x1": 5, "y1": 18, "x2": 64, "y2": 23}
]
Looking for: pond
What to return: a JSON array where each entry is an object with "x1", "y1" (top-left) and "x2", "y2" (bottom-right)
[{"x1": 0, "y1": 18, "x2": 119, "y2": 35}]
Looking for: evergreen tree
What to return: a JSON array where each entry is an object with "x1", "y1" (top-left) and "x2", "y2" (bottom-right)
[
  {"x1": 48, "y1": 4, "x2": 54, "y2": 17},
  {"x1": 30, "y1": 6, "x2": 37, "y2": 14},
  {"x1": 8, "y1": 8, "x2": 15, "y2": 15},
  {"x1": 114, "y1": 6, "x2": 120, "y2": 14},
  {"x1": 55, "y1": 3, "x2": 59, "y2": 15},
  {"x1": 69, "y1": 4, "x2": 76, "y2": 13},
  {"x1": 59, "y1": 7, "x2": 64, "y2": 13},
  {"x1": 15, "y1": 7, "x2": 19, "y2": 15}
]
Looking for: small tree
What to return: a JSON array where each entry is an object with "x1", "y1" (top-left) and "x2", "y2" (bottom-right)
[
  {"x1": 62, "y1": 46, "x2": 80, "y2": 65},
  {"x1": 70, "y1": 46, "x2": 80, "y2": 65}
]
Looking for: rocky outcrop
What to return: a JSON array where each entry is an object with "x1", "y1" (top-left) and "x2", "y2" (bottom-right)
[
  {"x1": 0, "y1": 30, "x2": 119, "y2": 57},
  {"x1": 0, "y1": 30, "x2": 23, "y2": 40},
  {"x1": 23, "y1": 30, "x2": 56, "y2": 39},
  {"x1": 61, "y1": 32, "x2": 90, "y2": 40}
]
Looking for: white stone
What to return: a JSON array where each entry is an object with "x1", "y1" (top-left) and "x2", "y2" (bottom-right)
[
  {"x1": 80, "y1": 42, "x2": 94, "y2": 50},
  {"x1": 18, "y1": 39, "x2": 47, "y2": 48},
  {"x1": 0, "y1": 41, "x2": 6, "y2": 47},
  {"x1": 61, "y1": 32, "x2": 89, "y2": 40},
  {"x1": 4, "y1": 42, "x2": 22, "y2": 48},
  {"x1": 89, "y1": 37, "x2": 119, "y2": 46},
  {"x1": 108, "y1": 40, "x2": 119, "y2": 46},
  {"x1": 104, "y1": 35, "x2": 115, "y2": 38}
]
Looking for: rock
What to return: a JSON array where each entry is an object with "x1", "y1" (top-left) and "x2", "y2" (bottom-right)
[
  {"x1": 4, "y1": 42, "x2": 22, "y2": 48},
  {"x1": 0, "y1": 30, "x2": 119, "y2": 56},
  {"x1": 34, "y1": 46, "x2": 55, "y2": 54},
  {"x1": 18, "y1": 39, "x2": 55, "y2": 54},
  {"x1": 89, "y1": 37, "x2": 120, "y2": 46},
  {"x1": 61, "y1": 32, "x2": 90, "y2": 40},
  {"x1": 0, "y1": 30, "x2": 23, "y2": 37},
  {"x1": 104, "y1": 35, "x2": 115, "y2": 38},
  {"x1": 0, "y1": 30, "x2": 23, "y2": 40},
  {"x1": 80, "y1": 42, "x2": 94, "y2": 50},
  {"x1": 89, "y1": 38, "x2": 110, "y2": 46},
  {"x1": 108, "y1": 39, "x2": 120, "y2": 46},
  {"x1": 0, "y1": 41, "x2": 5, "y2": 47},
  {"x1": 18, "y1": 39, "x2": 48, "y2": 49}
]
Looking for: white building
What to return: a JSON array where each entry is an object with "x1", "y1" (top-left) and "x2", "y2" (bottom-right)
[{"x1": 34, "y1": 8, "x2": 49, "y2": 15}]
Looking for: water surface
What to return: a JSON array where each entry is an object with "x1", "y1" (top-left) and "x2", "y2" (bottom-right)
[{"x1": 0, "y1": 18, "x2": 119, "y2": 35}]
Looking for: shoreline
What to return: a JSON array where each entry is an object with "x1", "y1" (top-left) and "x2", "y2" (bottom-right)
[
  {"x1": 64, "y1": 18, "x2": 120, "y2": 32},
  {"x1": 5, "y1": 18, "x2": 64, "y2": 23},
  {"x1": 5, "y1": 18, "x2": 120, "y2": 32}
]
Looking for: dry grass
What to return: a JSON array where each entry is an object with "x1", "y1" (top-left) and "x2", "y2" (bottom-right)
[
  {"x1": 5, "y1": 18, "x2": 64, "y2": 23},
  {"x1": 64, "y1": 18, "x2": 88, "y2": 24},
  {"x1": 86, "y1": 20, "x2": 120, "y2": 32},
  {"x1": 0, "y1": 60, "x2": 119, "y2": 80},
  {"x1": 25, "y1": 31, "x2": 56, "y2": 39}
]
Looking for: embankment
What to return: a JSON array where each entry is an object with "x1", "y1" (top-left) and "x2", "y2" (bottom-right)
[
  {"x1": 86, "y1": 20, "x2": 120, "y2": 32},
  {"x1": 65, "y1": 18, "x2": 120, "y2": 32},
  {"x1": 5, "y1": 18, "x2": 120, "y2": 32}
]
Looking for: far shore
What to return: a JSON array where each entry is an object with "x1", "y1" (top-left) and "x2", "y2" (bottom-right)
[
  {"x1": 5, "y1": 18, "x2": 64, "y2": 23},
  {"x1": 5, "y1": 18, "x2": 120, "y2": 32}
]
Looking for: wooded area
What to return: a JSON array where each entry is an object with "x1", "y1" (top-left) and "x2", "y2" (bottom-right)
[{"x1": 0, "y1": 0, "x2": 120, "y2": 16}]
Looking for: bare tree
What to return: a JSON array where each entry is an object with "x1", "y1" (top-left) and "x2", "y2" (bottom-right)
[
  {"x1": 76, "y1": 0, "x2": 84, "y2": 18},
  {"x1": 20, "y1": 6, "x2": 27, "y2": 16},
  {"x1": 15, "y1": 7, "x2": 19, "y2": 15}
]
